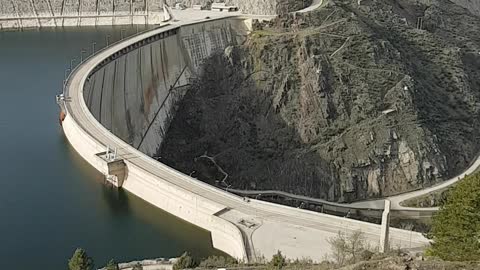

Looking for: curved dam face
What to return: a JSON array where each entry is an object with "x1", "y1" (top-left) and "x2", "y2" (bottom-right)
[
  {"x1": 83, "y1": 18, "x2": 250, "y2": 157},
  {"x1": 74, "y1": 18, "x2": 252, "y2": 260}
]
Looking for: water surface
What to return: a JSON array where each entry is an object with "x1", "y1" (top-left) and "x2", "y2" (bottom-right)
[{"x1": 0, "y1": 26, "x2": 217, "y2": 270}]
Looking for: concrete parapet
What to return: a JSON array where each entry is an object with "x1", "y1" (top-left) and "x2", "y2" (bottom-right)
[{"x1": 380, "y1": 200, "x2": 391, "y2": 253}]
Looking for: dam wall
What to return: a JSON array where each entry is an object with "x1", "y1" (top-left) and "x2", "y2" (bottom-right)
[
  {"x1": 83, "y1": 18, "x2": 250, "y2": 157},
  {"x1": 63, "y1": 18, "x2": 252, "y2": 260},
  {"x1": 0, "y1": 0, "x2": 163, "y2": 30},
  {"x1": 61, "y1": 104, "x2": 248, "y2": 260}
]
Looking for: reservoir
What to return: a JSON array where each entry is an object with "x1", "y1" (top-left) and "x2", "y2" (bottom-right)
[{"x1": 0, "y1": 26, "x2": 218, "y2": 270}]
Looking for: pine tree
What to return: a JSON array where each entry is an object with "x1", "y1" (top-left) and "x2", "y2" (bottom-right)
[
  {"x1": 105, "y1": 259, "x2": 119, "y2": 270},
  {"x1": 68, "y1": 248, "x2": 94, "y2": 270},
  {"x1": 428, "y1": 173, "x2": 480, "y2": 261}
]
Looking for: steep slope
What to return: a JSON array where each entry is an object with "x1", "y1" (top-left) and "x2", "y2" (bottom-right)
[{"x1": 160, "y1": 0, "x2": 480, "y2": 202}]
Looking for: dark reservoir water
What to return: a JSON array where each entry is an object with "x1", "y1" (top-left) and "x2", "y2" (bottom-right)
[{"x1": 0, "y1": 27, "x2": 217, "y2": 270}]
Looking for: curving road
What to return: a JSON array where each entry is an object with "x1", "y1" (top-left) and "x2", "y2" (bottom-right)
[{"x1": 348, "y1": 156, "x2": 480, "y2": 211}]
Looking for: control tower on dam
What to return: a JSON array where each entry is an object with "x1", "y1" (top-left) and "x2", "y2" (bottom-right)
[{"x1": 60, "y1": 16, "x2": 430, "y2": 262}]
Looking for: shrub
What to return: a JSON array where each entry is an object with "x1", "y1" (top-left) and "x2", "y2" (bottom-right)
[
  {"x1": 105, "y1": 259, "x2": 119, "y2": 270},
  {"x1": 68, "y1": 248, "x2": 94, "y2": 270},
  {"x1": 173, "y1": 252, "x2": 198, "y2": 270},
  {"x1": 328, "y1": 230, "x2": 367, "y2": 266},
  {"x1": 268, "y1": 250, "x2": 286, "y2": 269},
  {"x1": 198, "y1": 255, "x2": 237, "y2": 268},
  {"x1": 427, "y1": 172, "x2": 480, "y2": 261}
]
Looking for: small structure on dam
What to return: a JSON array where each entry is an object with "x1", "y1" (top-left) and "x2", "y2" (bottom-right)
[{"x1": 96, "y1": 147, "x2": 127, "y2": 188}]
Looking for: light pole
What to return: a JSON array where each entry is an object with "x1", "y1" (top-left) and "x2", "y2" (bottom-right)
[
  {"x1": 92, "y1": 41, "x2": 96, "y2": 54},
  {"x1": 106, "y1": 34, "x2": 111, "y2": 46},
  {"x1": 80, "y1": 48, "x2": 86, "y2": 63},
  {"x1": 70, "y1": 58, "x2": 76, "y2": 71},
  {"x1": 64, "y1": 68, "x2": 70, "y2": 81},
  {"x1": 63, "y1": 68, "x2": 71, "y2": 87}
]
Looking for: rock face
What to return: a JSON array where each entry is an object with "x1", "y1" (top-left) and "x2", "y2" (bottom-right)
[
  {"x1": 161, "y1": 0, "x2": 480, "y2": 202},
  {"x1": 167, "y1": 0, "x2": 312, "y2": 15},
  {"x1": 452, "y1": 0, "x2": 480, "y2": 16}
]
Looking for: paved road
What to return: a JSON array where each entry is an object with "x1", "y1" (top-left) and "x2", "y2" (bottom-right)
[{"x1": 349, "y1": 155, "x2": 480, "y2": 211}]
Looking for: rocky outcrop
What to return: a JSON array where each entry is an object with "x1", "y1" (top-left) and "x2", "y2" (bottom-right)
[
  {"x1": 452, "y1": 0, "x2": 480, "y2": 16},
  {"x1": 161, "y1": 0, "x2": 480, "y2": 202}
]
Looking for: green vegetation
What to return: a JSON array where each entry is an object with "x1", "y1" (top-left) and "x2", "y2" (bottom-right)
[
  {"x1": 68, "y1": 248, "x2": 94, "y2": 270},
  {"x1": 173, "y1": 252, "x2": 198, "y2": 270},
  {"x1": 105, "y1": 259, "x2": 119, "y2": 270},
  {"x1": 327, "y1": 230, "x2": 371, "y2": 266},
  {"x1": 427, "y1": 173, "x2": 480, "y2": 261},
  {"x1": 401, "y1": 188, "x2": 449, "y2": 208},
  {"x1": 268, "y1": 251, "x2": 286, "y2": 269},
  {"x1": 198, "y1": 255, "x2": 238, "y2": 268}
]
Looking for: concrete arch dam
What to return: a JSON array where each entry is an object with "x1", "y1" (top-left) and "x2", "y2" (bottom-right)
[{"x1": 60, "y1": 17, "x2": 430, "y2": 262}]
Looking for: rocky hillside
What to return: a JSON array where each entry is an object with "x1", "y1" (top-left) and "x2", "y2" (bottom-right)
[
  {"x1": 160, "y1": 0, "x2": 480, "y2": 202},
  {"x1": 452, "y1": 0, "x2": 480, "y2": 16}
]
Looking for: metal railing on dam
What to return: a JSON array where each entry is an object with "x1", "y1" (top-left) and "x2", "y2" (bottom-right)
[{"x1": 58, "y1": 16, "x2": 431, "y2": 262}]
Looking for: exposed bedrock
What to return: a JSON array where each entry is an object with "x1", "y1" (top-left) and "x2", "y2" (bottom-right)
[{"x1": 161, "y1": 0, "x2": 480, "y2": 202}]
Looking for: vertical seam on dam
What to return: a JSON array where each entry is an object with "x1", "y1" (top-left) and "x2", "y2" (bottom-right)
[
  {"x1": 160, "y1": 40, "x2": 168, "y2": 92},
  {"x1": 111, "y1": 60, "x2": 117, "y2": 132},
  {"x1": 123, "y1": 54, "x2": 128, "y2": 143},
  {"x1": 99, "y1": 66, "x2": 106, "y2": 121},
  {"x1": 139, "y1": 49, "x2": 144, "y2": 118}
]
